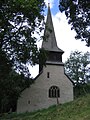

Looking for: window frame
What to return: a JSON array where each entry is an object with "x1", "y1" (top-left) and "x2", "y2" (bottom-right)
[{"x1": 49, "y1": 86, "x2": 60, "y2": 98}]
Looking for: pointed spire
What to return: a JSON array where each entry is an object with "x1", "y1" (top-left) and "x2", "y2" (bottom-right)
[{"x1": 42, "y1": 4, "x2": 64, "y2": 53}]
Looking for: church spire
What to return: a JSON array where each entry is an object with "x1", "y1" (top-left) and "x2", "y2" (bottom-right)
[
  {"x1": 42, "y1": 4, "x2": 64, "y2": 53},
  {"x1": 39, "y1": 4, "x2": 64, "y2": 73}
]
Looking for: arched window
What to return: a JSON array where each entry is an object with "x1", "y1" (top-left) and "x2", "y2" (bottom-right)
[{"x1": 49, "y1": 86, "x2": 60, "y2": 98}]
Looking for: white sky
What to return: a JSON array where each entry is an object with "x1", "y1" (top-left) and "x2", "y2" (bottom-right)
[{"x1": 29, "y1": 0, "x2": 90, "y2": 78}]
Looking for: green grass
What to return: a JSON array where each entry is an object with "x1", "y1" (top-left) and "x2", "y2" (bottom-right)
[{"x1": 1, "y1": 94, "x2": 90, "y2": 120}]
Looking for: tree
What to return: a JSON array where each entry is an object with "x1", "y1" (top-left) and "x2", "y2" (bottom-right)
[
  {"x1": 0, "y1": 49, "x2": 12, "y2": 79},
  {"x1": 0, "y1": 0, "x2": 45, "y2": 113},
  {"x1": 0, "y1": 70, "x2": 32, "y2": 113},
  {"x1": 59, "y1": 0, "x2": 90, "y2": 46},
  {"x1": 64, "y1": 51, "x2": 90, "y2": 97},
  {"x1": 81, "y1": 52, "x2": 90, "y2": 82},
  {"x1": 0, "y1": 0, "x2": 45, "y2": 75},
  {"x1": 64, "y1": 51, "x2": 90, "y2": 84},
  {"x1": 0, "y1": 50, "x2": 12, "y2": 113}
]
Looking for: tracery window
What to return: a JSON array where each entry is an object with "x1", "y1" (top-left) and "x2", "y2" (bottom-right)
[{"x1": 49, "y1": 86, "x2": 60, "y2": 98}]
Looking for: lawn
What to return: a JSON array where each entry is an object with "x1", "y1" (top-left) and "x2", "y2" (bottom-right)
[{"x1": 1, "y1": 94, "x2": 90, "y2": 120}]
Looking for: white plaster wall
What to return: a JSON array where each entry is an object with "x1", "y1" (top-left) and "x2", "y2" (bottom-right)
[{"x1": 17, "y1": 64, "x2": 73, "y2": 113}]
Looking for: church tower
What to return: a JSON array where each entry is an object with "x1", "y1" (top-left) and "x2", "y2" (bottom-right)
[
  {"x1": 17, "y1": 5, "x2": 73, "y2": 113},
  {"x1": 39, "y1": 4, "x2": 64, "y2": 72}
]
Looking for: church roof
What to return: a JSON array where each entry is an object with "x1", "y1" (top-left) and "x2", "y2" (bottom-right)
[{"x1": 42, "y1": 4, "x2": 64, "y2": 53}]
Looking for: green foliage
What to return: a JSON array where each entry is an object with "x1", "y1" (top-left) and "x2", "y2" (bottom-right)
[
  {"x1": 0, "y1": 0, "x2": 45, "y2": 74},
  {"x1": 0, "y1": 49, "x2": 12, "y2": 79},
  {"x1": 59, "y1": 0, "x2": 90, "y2": 46},
  {"x1": 64, "y1": 51, "x2": 90, "y2": 83},
  {"x1": 0, "y1": 49, "x2": 32, "y2": 113},
  {"x1": 0, "y1": 71, "x2": 32, "y2": 113},
  {"x1": 39, "y1": 48, "x2": 47, "y2": 65},
  {"x1": 74, "y1": 83, "x2": 90, "y2": 98},
  {"x1": 0, "y1": 0, "x2": 45, "y2": 113},
  {"x1": 0, "y1": 0, "x2": 47, "y2": 114},
  {"x1": 1, "y1": 94, "x2": 90, "y2": 120},
  {"x1": 0, "y1": 0, "x2": 46, "y2": 113}
]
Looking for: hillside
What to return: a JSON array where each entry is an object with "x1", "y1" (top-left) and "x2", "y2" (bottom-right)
[{"x1": 1, "y1": 94, "x2": 90, "y2": 120}]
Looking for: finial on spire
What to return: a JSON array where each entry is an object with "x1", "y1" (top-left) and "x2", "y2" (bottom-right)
[{"x1": 48, "y1": 3, "x2": 50, "y2": 8}]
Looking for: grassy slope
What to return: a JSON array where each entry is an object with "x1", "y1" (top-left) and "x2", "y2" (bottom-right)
[{"x1": 1, "y1": 94, "x2": 90, "y2": 120}]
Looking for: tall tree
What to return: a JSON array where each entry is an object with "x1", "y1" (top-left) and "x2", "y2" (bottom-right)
[
  {"x1": 0, "y1": 0, "x2": 45, "y2": 113},
  {"x1": 0, "y1": 0, "x2": 45, "y2": 75},
  {"x1": 64, "y1": 51, "x2": 90, "y2": 84},
  {"x1": 80, "y1": 52, "x2": 90, "y2": 82},
  {"x1": 59, "y1": 0, "x2": 90, "y2": 46},
  {"x1": 0, "y1": 70, "x2": 32, "y2": 113},
  {"x1": 0, "y1": 49, "x2": 12, "y2": 79}
]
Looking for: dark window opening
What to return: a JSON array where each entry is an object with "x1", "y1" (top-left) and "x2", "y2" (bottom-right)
[
  {"x1": 47, "y1": 72, "x2": 50, "y2": 78},
  {"x1": 28, "y1": 100, "x2": 30, "y2": 104},
  {"x1": 49, "y1": 86, "x2": 60, "y2": 98}
]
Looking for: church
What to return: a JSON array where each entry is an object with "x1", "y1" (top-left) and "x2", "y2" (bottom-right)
[{"x1": 17, "y1": 5, "x2": 73, "y2": 113}]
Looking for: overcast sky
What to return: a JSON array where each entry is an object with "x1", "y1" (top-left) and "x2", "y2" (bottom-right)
[{"x1": 29, "y1": 0, "x2": 90, "y2": 78}]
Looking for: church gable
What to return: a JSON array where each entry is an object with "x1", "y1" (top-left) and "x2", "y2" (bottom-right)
[{"x1": 17, "y1": 64, "x2": 73, "y2": 113}]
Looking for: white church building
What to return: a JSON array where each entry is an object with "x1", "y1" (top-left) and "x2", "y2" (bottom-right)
[{"x1": 17, "y1": 5, "x2": 74, "y2": 113}]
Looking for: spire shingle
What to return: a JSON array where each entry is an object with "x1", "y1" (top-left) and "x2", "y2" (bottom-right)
[{"x1": 42, "y1": 5, "x2": 64, "y2": 53}]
